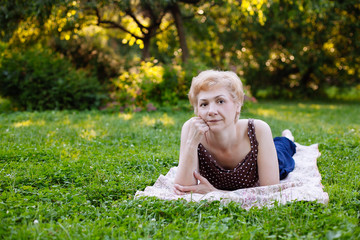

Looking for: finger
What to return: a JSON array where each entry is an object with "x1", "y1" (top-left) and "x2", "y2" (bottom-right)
[
  {"x1": 193, "y1": 171, "x2": 216, "y2": 192},
  {"x1": 193, "y1": 117, "x2": 207, "y2": 125},
  {"x1": 174, "y1": 183, "x2": 197, "y2": 193},
  {"x1": 198, "y1": 117, "x2": 209, "y2": 127},
  {"x1": 198, "y1": 125, "x2": 209, "y2": 133},
  {"x1": 198, "y1": 116, "x2": 210, "y2": 127},
  {"x1": 194, "y1": 118, "x2": 210, "y2": 132},
  {"x1": 194, "y1": 119, "x2": 207, "y2": 127},
  {"x1": 192, "y1": 117, "x2": 203, "y2": 124},
  {"x1": 194, "y1": 123, "x2": 209, "y2": 135},
  {"x1": 194, "y1": 121, "x2": 206, "y2": 128},
  {"x1": 173, "y1": 185, "x2": 185, "y2": 195},
  {"x1": 193, "y1": 170, "x2": 209, "y2": 183},
  {"x1": 198, "y1": 115, "x2": 205, "y2": 122},
  {"x1": 173, "y1": 184, "x2": 187, "y2": 193}
]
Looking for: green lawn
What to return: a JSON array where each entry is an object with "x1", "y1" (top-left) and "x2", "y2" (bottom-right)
[{"x1": 0, "y1": 101, "x2": 359, "y2": 239}]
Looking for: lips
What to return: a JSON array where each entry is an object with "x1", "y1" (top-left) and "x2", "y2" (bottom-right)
[{"x1": 207, "y1": 119, "x2": 221, "y2": 123}]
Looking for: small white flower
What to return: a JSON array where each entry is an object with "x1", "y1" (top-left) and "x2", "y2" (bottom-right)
[
  {"x1": 6, "y1": 129, "x2": 9, "y2": 132},
  {"x1": 34, "y1": 220, "x2": 39, "y2": 224},
  {"x1": 151, "y1": 218, "x2": 156, "y2": 222}
]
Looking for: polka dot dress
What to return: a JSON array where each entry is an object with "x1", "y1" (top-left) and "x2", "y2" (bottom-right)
[{"x1": 198, "y1": 119, "x2": 259, "y2": 191}]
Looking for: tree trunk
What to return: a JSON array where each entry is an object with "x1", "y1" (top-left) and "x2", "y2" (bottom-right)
[
  {"x1": 142, "y1": 24, "x2": 158, "y2": 61},
  {"x1": 142, "y1": 36, "x2": 151, "y2": 61},
  {"x1": 170, "y1": 3, "x2": 189, "y2": 63}
]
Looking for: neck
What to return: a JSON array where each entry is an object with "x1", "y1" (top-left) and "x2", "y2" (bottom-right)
[{"x1": 206, "y1": 121, "x2": 238, "y2": 150}]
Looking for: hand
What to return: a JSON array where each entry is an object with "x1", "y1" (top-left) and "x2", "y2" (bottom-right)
[
  {"x1": 173, "y1": 171, "x2": 216, "y2": 195},
  {"x1": 187, "y1": 117, "x2": 209, "y2": 144}
]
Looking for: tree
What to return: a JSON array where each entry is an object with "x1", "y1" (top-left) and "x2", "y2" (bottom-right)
[
  {"x1": 0, "y1": 0, "x2": 63, "y2": 42},
  {"x1": 84, "y1": 0, "x2": 201, "y2": 62},
  {"x1": 239, "y1": 0, "x2": 360, "y2": 98},
  {"x1": 187, "y1": 0, "x2": 360, "y2": 98},
  {"x1": 1, "y1": 0, "x2": 358, "y2": 101}
]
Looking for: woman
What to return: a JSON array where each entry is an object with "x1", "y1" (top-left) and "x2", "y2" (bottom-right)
[{"x1": 173, "y1": 70, "x2": 296, "y2": 195}]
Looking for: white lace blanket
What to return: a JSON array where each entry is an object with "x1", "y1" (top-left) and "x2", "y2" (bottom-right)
[{"x1": 135, "y1": 143, "x2": 329, "y2": 210}]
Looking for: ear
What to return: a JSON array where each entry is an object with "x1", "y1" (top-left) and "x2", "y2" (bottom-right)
[
  {"x1": 194, "y1": 106, "x2": 198, "y2": 116},
  {"x1": 234, "y1": 103, "x2": 241, "y2": 122},
  {"x1": 236, "y1": 102, "x2": 242, "y2": 114}
]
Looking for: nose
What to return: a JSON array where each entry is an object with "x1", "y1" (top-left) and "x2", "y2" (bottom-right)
[{"x1": 208, "y1": 102, "x2": 217, "y2": 116}]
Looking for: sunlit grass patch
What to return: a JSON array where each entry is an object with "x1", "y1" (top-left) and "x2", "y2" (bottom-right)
[
  {"x1": 141, "y1": 113, "x2": 175, "y2": 127},
  {"x1": 13, "y1": 119, "x2": 46, "y2": 127},
  {"x1": 118, "y1": 112, "x2": 133, "y2": 121},
  {"x1": 0, "y1": 102, "x2": 359, "y2": 239}
]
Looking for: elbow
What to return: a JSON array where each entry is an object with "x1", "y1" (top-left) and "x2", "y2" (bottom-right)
[
  {"x1": 174, "y1": 172, "x2": 197, "y2": 186},
  {"x1": 259, "y1": 177, "x2": 280, "y2": 187}
]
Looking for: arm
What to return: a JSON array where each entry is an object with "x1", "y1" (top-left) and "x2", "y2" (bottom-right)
[
  {"x1": 254, "y1": 120, "x2": 280, "y2": 186},
  {"x1": 173, "y1": 117, "x2": 218, "y2": 194},
  {"x1": 174, "y1": 117, "x2": 208, "y2": 186},
  {"x1": 173, "y1": 171, "x2": 218, "y2": 195}
]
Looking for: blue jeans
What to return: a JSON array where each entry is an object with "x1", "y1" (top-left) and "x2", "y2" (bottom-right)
[{"x1": 274, "y1": 137, "x2": 296, "y2": 180}]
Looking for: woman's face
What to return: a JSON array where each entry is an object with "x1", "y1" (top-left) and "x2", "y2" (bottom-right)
[{"x1": 196, "y1": 86, "x2": 240, "y2": 131}]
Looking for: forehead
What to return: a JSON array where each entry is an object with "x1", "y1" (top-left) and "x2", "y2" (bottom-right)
[{"x1": 197, "y1": 86, "x2": 232, "y2": 101}]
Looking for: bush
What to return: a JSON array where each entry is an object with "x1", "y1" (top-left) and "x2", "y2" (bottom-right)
[
  {"x1": 109, "y1": 60, "x2": 210, "y2": 110},
  {"x1": 0, "y1": 47, "x2": 105, "y2": 110},
  {"x1": 111, "y1": 61, "x2": 182, "y2": 108}
]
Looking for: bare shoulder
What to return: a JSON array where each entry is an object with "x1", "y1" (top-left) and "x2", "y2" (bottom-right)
[
  {"x1": 237, "y1": 119, "x2": 249, "y2": 128},
  {"x1": 253, "y1": 119, "x2": 273, "y2": 138},
  {"x1": 253, "y1": 119, "x2": 271, "y2": 131},
  {"x1": 237, "y1": 119, "x2": 271, "y2": 131}
]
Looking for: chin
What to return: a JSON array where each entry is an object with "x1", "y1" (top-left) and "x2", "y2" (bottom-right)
[{"x1": 208, "y1": 124, "x2": 223, "y2": 131}]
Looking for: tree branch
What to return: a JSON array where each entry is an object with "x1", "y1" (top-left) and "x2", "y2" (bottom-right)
[
  {"x1": 155, "y1": 20, "x2": 176, "y2": 35},
  {"x1": 125, "y1": 9, "x2": 147, "y2": 34},
  {"x1": 179, "y1": 0, "x2": 201, "y2": 4},
  {"x1": 94, "y1": 7, "x2": 143, "y2": 40}
]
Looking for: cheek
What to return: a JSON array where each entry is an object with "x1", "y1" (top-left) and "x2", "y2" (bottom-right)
[
  {"x1": 196, "y1": 109, "x2": 206, "y2": 117},
  {"x1": 225, "y1": 104, "x2": 238, "y2": 117}
]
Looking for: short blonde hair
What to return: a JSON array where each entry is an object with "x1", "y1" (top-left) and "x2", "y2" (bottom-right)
[{"x1": 188, "y1": 70, "x2": 244, "y2": 109}]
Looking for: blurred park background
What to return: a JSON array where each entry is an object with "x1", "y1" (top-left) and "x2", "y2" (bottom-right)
[
  {"x1": 1, "y1": 0, "x2": 359, "y2": 111},
  {"x1": 1, "y1": 2, "x2": 360, "y2": 238}
]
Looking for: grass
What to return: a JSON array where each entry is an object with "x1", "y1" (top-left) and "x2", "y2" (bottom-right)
[{"x1": 0, "y1": 101, "x2": 359, "y2": 239}]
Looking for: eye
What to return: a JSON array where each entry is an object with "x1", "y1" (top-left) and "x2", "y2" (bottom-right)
[
  {"x1": 217, "y1": 99, "x2": 225, "y2": 104},
  {"x1": 199, "y1": 102, "x2": 207, "y2": 107}
]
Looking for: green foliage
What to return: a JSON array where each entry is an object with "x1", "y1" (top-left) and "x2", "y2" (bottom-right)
[
  {"x1": 1, "y1": 0, "x2": 360, "y2": 105},
  {"x1": 0, "y1": 102, "x2": 359, "y2": 238},
  {"x1": 0, "y1": 0, "x2": 60, "y2": 41},
  {"x1": 110, "y1": 60, "x2": 208, "y2": 109},
  {"x1": 0, "y1": 47, "x2": 105, "y2": 110},
  {"x1": 325, "y1": 85, "x2": 360, "y2": 101},
  {"x1": 52, "y1": 34, "x2": 126, "y2": 84},
  {"x1": 183, "y1": 0, "x2": 360, "y2": 99}
]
